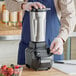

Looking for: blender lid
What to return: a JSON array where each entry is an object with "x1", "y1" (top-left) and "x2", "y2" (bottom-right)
[{"x1": 31, "y1": 8, "x2": 51, "y2": 12}]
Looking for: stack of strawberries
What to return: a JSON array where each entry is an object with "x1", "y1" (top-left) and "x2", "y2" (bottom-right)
[{"x1": 0, "y1": 64, "x2": 23, "y2": 76}]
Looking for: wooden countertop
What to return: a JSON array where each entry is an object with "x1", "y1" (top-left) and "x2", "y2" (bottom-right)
[
  {"x1": 0, "y1": 21, "x2": 22, "y2": 35},
  {"x1": 22, "y1": 67, "x2": 75, "y2": 76}
]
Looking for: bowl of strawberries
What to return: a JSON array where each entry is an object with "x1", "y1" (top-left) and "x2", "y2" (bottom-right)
[{"x1": 0, "y1": 64, "x2": 23, "y2": 76}]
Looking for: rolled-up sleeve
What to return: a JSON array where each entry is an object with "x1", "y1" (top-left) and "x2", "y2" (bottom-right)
[
  {"x1": 58, "y1": 0, "x2": 76, "y2": 41},
  {"x1": 5, "y1": 0, "x2": 26, "y2": 12}
]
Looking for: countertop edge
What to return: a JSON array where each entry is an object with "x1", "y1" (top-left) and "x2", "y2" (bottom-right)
[{"x1": 0, "y1": 35, "x2": 21, "y2": 40}]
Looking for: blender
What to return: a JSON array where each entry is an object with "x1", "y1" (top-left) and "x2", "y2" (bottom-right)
[{"x1": 25, "y1": 8, "x2": 53, "y2": 70}]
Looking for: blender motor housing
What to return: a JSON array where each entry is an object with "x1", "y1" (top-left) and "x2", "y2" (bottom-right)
[{"x1": 25, "y1": 42, "x2": 53, "y2": 70}]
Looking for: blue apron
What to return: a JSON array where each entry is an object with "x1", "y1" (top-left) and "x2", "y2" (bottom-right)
[{"x1": 18, "y1": 0, "x2": 64, "y2": 65}]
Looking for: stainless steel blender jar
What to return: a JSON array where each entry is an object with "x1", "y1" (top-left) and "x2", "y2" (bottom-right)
[
  {"x1": 30, "y1": 8, "x2": 46, "y2": 42},
  {"x1": 25, "y1": 8, "x2": 53, "y2": 70}
]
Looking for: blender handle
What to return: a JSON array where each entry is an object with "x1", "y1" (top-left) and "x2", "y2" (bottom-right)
[{"x1": 47, "y1": 48, "x2": 53, "y2": 56}]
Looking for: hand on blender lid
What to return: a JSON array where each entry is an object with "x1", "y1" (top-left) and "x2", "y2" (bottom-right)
[{"x1": 21, "y1": 2, "x2": 46, "y2": 11}]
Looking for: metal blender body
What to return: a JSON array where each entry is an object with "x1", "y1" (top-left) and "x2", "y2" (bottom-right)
[
  {"x1": 25, "y1": 8, "x2": 53, "y2": 70},
  {"x1": 30, "y1": 10, "x2": 46, "y2": 42}
]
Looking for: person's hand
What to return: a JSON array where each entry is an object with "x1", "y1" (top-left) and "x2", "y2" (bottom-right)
[
  {"x1": 22, "y1": 2, "x2": 46, "y2": 11},
  {"x1": 50, "y1": 37, "x2": 64, "y2": 55}
]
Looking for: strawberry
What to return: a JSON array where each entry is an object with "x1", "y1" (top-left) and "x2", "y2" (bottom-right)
[
  {"x1": 1, "y1": 65, "x2": 7, "y2": 70},
  {"x1": 15, "y1": 65, "x2": 21, "y2": 69},
  {"x1": 7, "y1": 67, "x2": 13, "y2": 75}
]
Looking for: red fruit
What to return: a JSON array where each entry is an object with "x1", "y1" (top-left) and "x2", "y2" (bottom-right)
[
  {"x1": 3, "y1": 71, "x2": 7, "y2": 76},
  {"x1": 8, "y1": 68, "x2": 13, "y2": 71},
  {"x1": 7, "y1": 68, "x2": 14, "y2": 75},
  {"x1": 1, "y1": 65, "x2": 7, "y2": 70},
  {"x1": 15, "y1": 65, "x2": 21, "y2": 69},
  {"x1": 3, "y1": 65, "x2": 7, "y2": 67}
]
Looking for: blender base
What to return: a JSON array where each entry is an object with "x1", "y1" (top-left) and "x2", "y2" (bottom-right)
[{"x1": 25, "y1": 42, "x2": 53, "y2": 71}]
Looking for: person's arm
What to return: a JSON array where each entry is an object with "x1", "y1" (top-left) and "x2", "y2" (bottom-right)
[
  {"x1": 5, "y1": 0, "x2": 27, "y2": 12},
  {"x1": 58, "y1": 0, "x2": 76, "y2": 41},
  {"x1": 50, "y1": 0, "x2": 76, "y2": 55}
]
